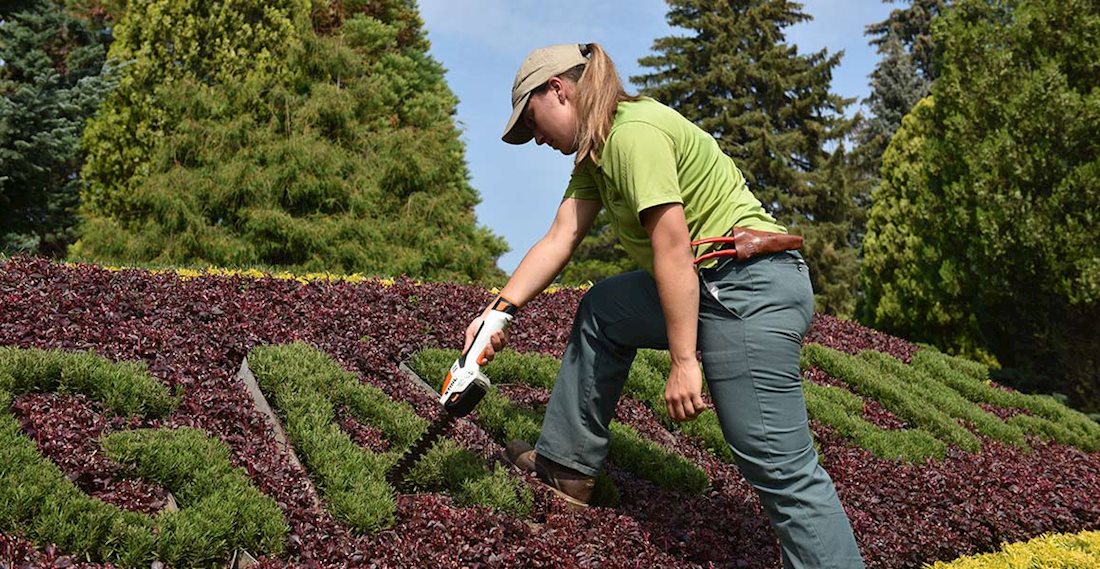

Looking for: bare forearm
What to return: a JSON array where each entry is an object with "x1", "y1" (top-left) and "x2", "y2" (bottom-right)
[
  {"x1": 498, "y1": 236, "x2": 574, "y2": 308},
  {"x1": 641, "y1": 203, "x2": 699, "y2": 362},
  {"x1": 653, "y1": 246, "x2": 699, "y2": 362}
]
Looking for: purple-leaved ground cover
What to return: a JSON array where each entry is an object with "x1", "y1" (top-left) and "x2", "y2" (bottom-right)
[{"x1": 0, "y1": 257, "x2": 1097, "y2": 568}]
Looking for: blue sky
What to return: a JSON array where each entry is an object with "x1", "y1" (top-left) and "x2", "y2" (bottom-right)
[{"x1": 418, "y1": 0, "x2": 897, "y2": 274}]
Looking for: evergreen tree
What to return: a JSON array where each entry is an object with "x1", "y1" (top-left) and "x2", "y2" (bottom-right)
[
  {"x1": 74, "y1": 0, "x2": 506, "y2": 281},
  {"x1": 866, "y1": 0, "x2": 948, "y2": 81},
  {"x1": 853, "y1": 35, "x2": 929, "y2": 181},
  {"x1": 861, "y1": 0, "x2": 1100, "y2": 410},
  {"x1": 852, "y1": 1, "x2": 947, "y2": 189},
  {"x1": 631, "y1": 0, "x2": 860, "y2": 315},
  {"x1": 0, "y1": 1, "x2": 115, "y2": 257}
]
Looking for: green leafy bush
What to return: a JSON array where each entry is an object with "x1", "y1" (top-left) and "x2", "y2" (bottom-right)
[
  {"x1": 407, "y1": 348, "x2": 710, "y2": 498},
  {"x1": 0, "y1": 347, "x2": 285, "y2": 566},
  {"x1": 74, "y1": 2, "x2": 506, "y2": 282},
  {"x1": 247, "y1": 342, "x2": 530, "y2": 531}
]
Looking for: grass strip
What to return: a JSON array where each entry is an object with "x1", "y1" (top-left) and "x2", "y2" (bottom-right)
[
  {"x1": 248, "y1": 342, "x2": 531, "y2": 530},
  {"x1": 858, "y1": 351, "x2": 1030, "y2": 450},
  {"x1": 0, "y1": 348, "x2": 285, "y2": 566},
  {"x1": 802, "y1": 344, "x2": 981, "y2": 453},
  {"x1": 0, "y1": 346, "x2": 175, "y2": 417},
  {"x1": 101, "y1": 428, "x2": 288, "y2": 565},
  {"x1": 912, "y1": 349, "x2": 1100, "y2": 452},
  {"x1": 0, "y1": 347, "x2": 288, "y2": 563},
  {"x1": 408, "y1": 349, "x2": 709, "y2": 497},
  {"x1": 801, "y1": 379, "x2": 946, "y2": 462}
]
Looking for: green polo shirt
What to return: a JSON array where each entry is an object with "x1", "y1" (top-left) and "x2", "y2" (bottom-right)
[{"x1": 563, "y1": 97, "x2": 785, "y2": 273}]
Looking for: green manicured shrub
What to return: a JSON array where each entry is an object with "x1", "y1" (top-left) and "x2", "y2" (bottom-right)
[
  {"x1": 802, "y1": 380, "x2": 946, "y2": 462},
  {"x1": 802, "y1": 344, "x2": 981, "y2": 453},
  {"x1": 608, "y1": 422, "x2": 709, "y2": 495},
  {"x1": 913, "y1": 349, "x2": 1100, "y2": 452},
  {"x1": 408, "y1": 348, "x2": 710, "y2": 497},
  {"x1": 248, "y1": 342, "x2": 530, "y2": 530},
  {"x1": 859, "y1": 351, "x2": 1029, "y2": 450},
  {"x1": 473, "y1": 349, "x2": 560, "y2": 390},
  {"x1": 100, "y1": 428, "x2": 288, "y2": 566},
  {"x1": 0, "y1": 346, "x2": 174, "y2": 417},
  {"x1": 404, "y1": 438, "x2": 532, "y2": 516},
  {"x1": 0, "y1": 346, "x2": 286, "y2": 565}
]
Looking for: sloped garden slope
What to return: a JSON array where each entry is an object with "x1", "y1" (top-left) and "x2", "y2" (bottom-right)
[{"x1": 0, "y1": 257, "x2": 1097, "y2": 568}]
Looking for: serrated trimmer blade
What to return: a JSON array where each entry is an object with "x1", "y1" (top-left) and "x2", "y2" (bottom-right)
[{"x1": 386, "y1": 411, "x2": 456, "y2": 487}]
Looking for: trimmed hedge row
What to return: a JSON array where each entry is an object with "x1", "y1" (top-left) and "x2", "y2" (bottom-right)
[
  {"x1": 246, "y1": 342, "x2": 531, "y2": 532},
  {"x1": 406, "y1": 348, "x2": 710, "y2": 498},
  {"x1": 912, "y1": 349, "x2": 1100, "y2": 452},
  {"x1": 0, "y1": 346, "x2": 175, "y2": 417},
  {"x1": 0, "y1": 347, "x2": 286, "y2": 567},
  {"x1": 801, "y1": 345, "x2": 1100, "y2": 462},
  {"x1": 802, "y1": 379, "x2": 947, "y2": 461}
]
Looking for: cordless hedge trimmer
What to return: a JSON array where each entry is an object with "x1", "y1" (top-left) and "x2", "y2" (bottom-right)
[{"x1": 386, "y1": 296, "x2": 518, "y2": 487}]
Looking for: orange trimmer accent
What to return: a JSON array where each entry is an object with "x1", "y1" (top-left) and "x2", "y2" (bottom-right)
[{"x1": 441, "y1": 370, "x2": 454, "y2": 394}]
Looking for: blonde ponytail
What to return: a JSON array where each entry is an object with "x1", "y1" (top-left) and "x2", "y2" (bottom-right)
[{"x1": 565, "y1": 44, "x2": 641, "y2": 166}]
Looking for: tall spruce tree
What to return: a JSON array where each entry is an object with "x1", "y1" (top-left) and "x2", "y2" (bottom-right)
[
  {"x1": 0, "y1": 1, "x2": 115, "y2": 257},
  {"x1": 630, "y1": 0, "x2": 860, "y2": 315},
  {"x1": 861, "y1": 0, "x2": 1100, "y2": 410},
  {"x1": 853, "y1": 0, "x2": 947, "y2": 190},
  {"x1": 74, "y1": 0, "x2": 506, "y2": 281},
  {"x1": 866, "y1": 0, "x2": 948, "y2": 80}
]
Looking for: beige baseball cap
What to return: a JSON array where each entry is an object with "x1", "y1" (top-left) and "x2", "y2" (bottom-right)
[{"x1": 502, "y1": 43, "x2": 590, "y2": 145}]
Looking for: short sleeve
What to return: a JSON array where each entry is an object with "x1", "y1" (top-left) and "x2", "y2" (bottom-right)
[
  {"x1": 562, "y1": 161, "x2": 601, "y2": 201},
  {"x1": 601, "y1": 122, "x2": 682, "y2": 218}
]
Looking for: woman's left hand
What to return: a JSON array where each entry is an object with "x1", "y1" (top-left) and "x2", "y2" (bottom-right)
[{"x1": 665, "y1": 359, "x2": 709, "y2": 422}]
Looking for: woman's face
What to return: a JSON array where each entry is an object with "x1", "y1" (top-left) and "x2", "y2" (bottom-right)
[{"x1": 524, "y1": 77, "x2": 578, "y2": 155}]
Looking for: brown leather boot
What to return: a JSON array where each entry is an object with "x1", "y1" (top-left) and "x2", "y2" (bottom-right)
[{"x1": 502, "y1": 440, "x2": 594, "y2": 508}]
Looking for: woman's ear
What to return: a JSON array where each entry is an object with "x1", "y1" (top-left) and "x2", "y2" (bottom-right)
[{"x1": 547, "y1": 76, "x2": 570, "y2": 104}]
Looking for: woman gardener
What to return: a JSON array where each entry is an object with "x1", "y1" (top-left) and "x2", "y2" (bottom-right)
[{"x1": 466, "y1": 43, "x2": 865, "y2": 568}]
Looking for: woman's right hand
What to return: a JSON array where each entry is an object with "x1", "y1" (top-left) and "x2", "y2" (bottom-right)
[{"x1": 463, "y1": 315, "x2": 508, "y2": 364}]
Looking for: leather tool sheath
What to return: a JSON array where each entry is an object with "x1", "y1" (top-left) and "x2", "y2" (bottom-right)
[{"x1": 691, "y1": 226, "x2": 803, "y2": 265}]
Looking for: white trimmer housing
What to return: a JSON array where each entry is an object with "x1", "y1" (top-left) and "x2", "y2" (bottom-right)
[{"x1": 438, "y1": 305, "x2": 513, "y2": 416}]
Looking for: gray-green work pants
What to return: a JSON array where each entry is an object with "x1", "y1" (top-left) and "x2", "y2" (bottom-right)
[{"x1": 535, "y1": 251, "x2": 865, "y2": 568}]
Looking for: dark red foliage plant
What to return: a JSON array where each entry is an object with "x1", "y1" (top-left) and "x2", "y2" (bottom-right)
[{"x1": 0, "y1": 257, "x2": 1097, "y2": 569}]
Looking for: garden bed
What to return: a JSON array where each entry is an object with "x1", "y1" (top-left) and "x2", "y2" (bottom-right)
[{"x1": 0, "y1": 256, "x2": 1097, "y2": 568}]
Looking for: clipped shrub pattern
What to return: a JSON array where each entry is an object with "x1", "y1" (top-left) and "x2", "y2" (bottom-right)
[
  {"x1": 0, "y1": 257, "x2": 1097, "y2": 569},
  {"x1": 407, "y1": 348, "x2": 709, "y2": 498},
  {"x1": 0, "y1": 347, "x2": 286, "y2": 566},
  {"x1": 247, "y1": 342, "x2": 531, "y2": 531},
  {"x1": 801, "y1": 344, "x2": 1100, "y2": 461}
]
